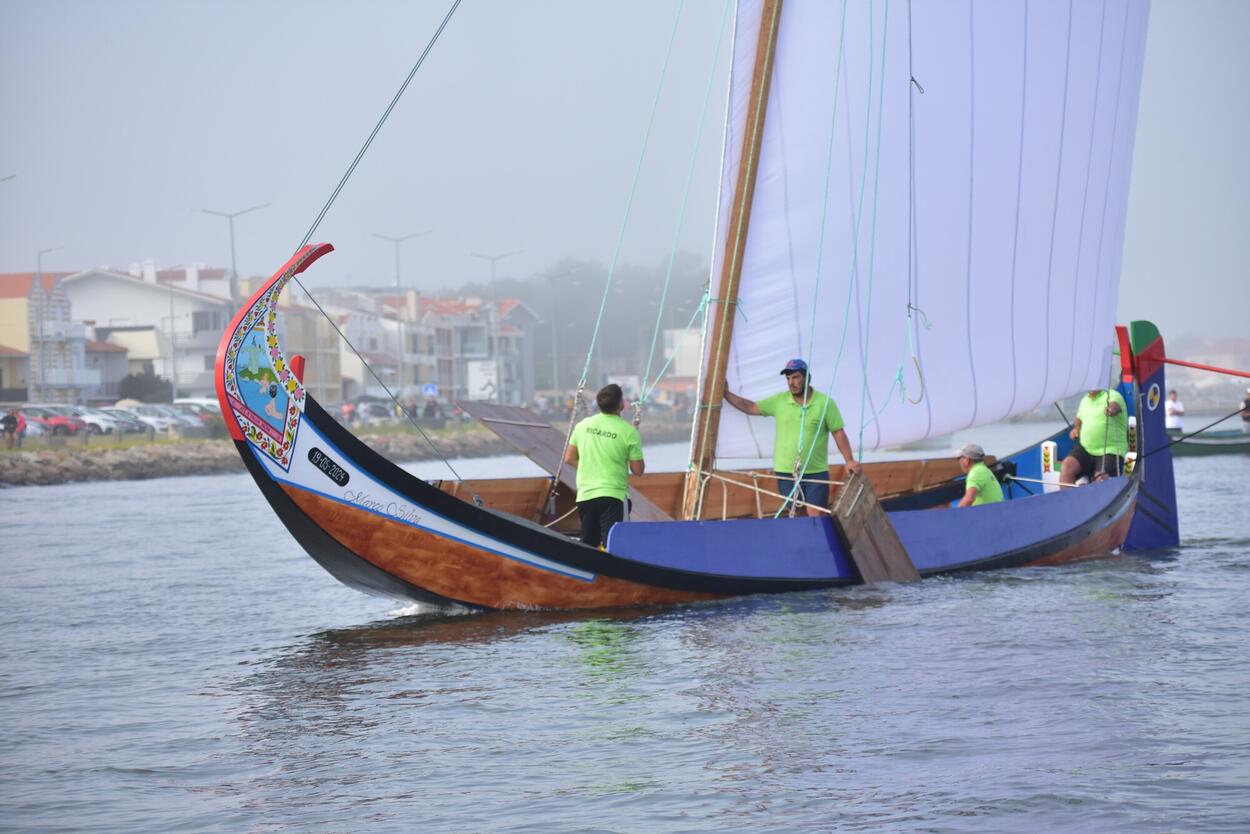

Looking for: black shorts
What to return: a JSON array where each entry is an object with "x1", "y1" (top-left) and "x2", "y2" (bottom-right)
[
  {"x1": 577, "y1": 496, "x2": 628, "y2": 549},
  {"x1": 1069, "y1": 443, "x2": 1124, "y2": 481}
]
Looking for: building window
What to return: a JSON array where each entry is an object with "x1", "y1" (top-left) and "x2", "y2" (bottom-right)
[{"x1": 192, "y1": 311, "x2": 223, "y2": 333}]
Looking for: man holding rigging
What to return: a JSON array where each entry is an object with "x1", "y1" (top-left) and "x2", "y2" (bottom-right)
[
  {"x1": 1060, "y1": 388, "x2": 1128, "y2": 486},
  {"x1": 724, "y1": 359, "x2": 862, "y2": 516},
  {"x1": 564, "y1": 383, "x2": 645, "y2": 548}
]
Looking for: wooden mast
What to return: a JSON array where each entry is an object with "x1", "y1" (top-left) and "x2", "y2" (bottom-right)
[{"x1": 682, "y1": 0, "x2": 785, "y2": 520}]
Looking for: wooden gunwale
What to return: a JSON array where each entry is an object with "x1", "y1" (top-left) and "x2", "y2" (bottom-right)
[{"x1": 439, "y1": 456, "x2": 973, "y2": 528}]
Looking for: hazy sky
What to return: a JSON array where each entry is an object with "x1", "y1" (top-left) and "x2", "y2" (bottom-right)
[{"x1": 1, "y1": 0, "x2": 1246, "y2": 341}]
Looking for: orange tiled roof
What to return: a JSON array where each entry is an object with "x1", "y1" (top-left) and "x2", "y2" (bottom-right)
[
  {"x1": 0, "y1": 272, "x2": 72, "y2": 299},
  {"x1": 86, "y1": 340, "x2": 127, "y2": 353},
  {"x1": 0, "y1": 344, "x2": 30, "y2": 357},
  {"x1": 421, "y1": 297, "x2": 521, "y2": 317}
]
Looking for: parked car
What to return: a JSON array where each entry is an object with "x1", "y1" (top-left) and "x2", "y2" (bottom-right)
[
  {"x1": 173, "y1": 398, "x2": 222, "y2": 415},
  {"x1": 170, "y1": 401, "x2": 227, "y2": 437},
  {"x1": 19, "y1": 406, "x2": 86, "y2": 435},
  {"x1": 96, "y1": 407, "x2": 148, "y2": 434},
  {"x1": 151, "y1": 404, "x2": 203, "y2": 430},
  {"x1": 355, "y1": 401, "x2": 399, "y2": 426},
  {"x1": 169, "y1": 402, "x2": 214, "y2": 423},
  {"x1": 51, "y1": 405, "x2": 124, "y2": 435},
  {"x1": 122, "y1": 405, "x2": 178, "y2": 433}
]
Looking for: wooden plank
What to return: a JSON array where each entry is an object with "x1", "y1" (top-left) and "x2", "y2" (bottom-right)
[
  {"x1": 831, "y1": 472, "x2": 921, "y2": 584},
  {"x1": 456, "y1": 400, "x2": 671, "y2": 521}
]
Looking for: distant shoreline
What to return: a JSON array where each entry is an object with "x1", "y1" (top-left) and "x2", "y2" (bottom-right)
[{"x1": 0, "y1": 419, "x2": 695, "y2": 488}]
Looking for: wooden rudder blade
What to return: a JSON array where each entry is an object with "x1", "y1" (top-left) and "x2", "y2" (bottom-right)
[{"x1": 832, "y1": 472, "x2": 921, "y2": 583}]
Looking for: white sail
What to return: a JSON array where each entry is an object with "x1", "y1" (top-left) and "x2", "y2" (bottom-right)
[{"x1": 710, "y1": 0, "x2": 1151, "y2": 465}]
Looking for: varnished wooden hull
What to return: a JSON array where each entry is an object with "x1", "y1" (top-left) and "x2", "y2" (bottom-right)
[{"x1": 216, "y1": 245, "x2": 1176, "y2": 612}]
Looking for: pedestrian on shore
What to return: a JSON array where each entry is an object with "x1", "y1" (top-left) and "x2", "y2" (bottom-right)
[{"x1": 1, "y1": 408, "x2": 19, "y2": 450}]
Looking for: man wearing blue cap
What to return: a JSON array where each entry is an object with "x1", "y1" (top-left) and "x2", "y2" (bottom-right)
[{"x1": 724, "y1": 359, "x2": 862, "y2": 516}]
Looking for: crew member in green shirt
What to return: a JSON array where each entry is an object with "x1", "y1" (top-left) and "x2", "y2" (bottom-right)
[
  {"x1": 956, "y1": 443, "x2": 1003, "y2": 507},
  {"x1": 724, "y1": 359, "x2": 862, "y2": 516},
  {"x1": 563, "y1": 383, "x2": 645, "y2": 548},
  {"x1": 1060, "y1": 388, "x2": 1129, "y2": 486}
]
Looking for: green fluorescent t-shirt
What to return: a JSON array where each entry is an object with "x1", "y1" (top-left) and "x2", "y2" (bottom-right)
[
  {"x1": 965, "y1": 461, "x2": 1003, "y2": 506},
  {"x1": 1076, "y1": 389, "x2": 1129, "y2": 457},
  {"x1": 757, "y1": 389, "x2": 844, "y2": 475},
  {"x1": 570, "y1": 412, "x2": 643, "y2": 502}
]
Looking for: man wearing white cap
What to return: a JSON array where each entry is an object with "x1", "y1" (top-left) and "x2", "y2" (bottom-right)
[{"x1": 956, "y1": 443, "x2": 1003, "y2": 507}]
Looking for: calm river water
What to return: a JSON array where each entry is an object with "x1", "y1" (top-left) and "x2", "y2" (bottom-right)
[{"x1": 2, "y1": 424, "x2": 1248, "y2": 833}]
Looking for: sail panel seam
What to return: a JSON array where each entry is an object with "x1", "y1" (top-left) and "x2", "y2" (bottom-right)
[
  {"x1": 1035, "y1": 0, "x2": 1076, "y2": 410},
  {"x1": 1062, "y1": 0, "x2": 1110, "y2": 396},
  {"x1": 1082, "y1": 1, "x2": 1133, "y2": 389}
]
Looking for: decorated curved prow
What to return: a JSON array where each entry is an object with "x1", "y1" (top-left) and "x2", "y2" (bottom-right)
[
  {"x1": 1118, "y1": 320, "x2": 1180, "y2": 550},
  {"x1": 214, "y1": 243, "x2": 335, "y2": 470}
]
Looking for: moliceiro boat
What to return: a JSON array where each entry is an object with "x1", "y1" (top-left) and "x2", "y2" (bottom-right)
[{"x1": 217, "y1": 0, "x2": 1178, "y2": 610}]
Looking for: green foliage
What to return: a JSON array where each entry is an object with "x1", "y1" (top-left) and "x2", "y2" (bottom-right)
[
  {"x1": 442, "y1": 254, "x2": 710, "y2": 390},
  {"x1": 117, "y1": 369, "x2": 173, "y2": 403}
]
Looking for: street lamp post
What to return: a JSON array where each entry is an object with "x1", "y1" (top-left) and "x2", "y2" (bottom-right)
[
  {"x1": 374, "y1": 231, "x2": 430, "y2": 400},
  {"x1": 373, "y1": 230, "x2": 430, "y2": 289},
  {"x1": 35, "y1": 246, "x2": 60, "y2": 401},
  {"x1": 470, "y1": 250, "x2": 519, "y2": 403},
  {"x1": 542, "y1": 268, "x2": 576, "y2": 392},
  {"x1": 201, "y1": 202, "x2": 270, "y2": 302}
]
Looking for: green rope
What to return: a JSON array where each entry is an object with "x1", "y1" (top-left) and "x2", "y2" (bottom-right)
[
  {"x1": 578, "y1": 0, "x2": 687, "y2": 386},
  {"x1": 855, "y1": 0, "x2": 893, "y2": 454},
  {"x1": 640, "y1": 291, "x2": 710, "y2": 404},
  {"x1": 781, "y1": 0, "x2": 850, "y2": 501},
  {"x1": 550, "y1": 0, "x2": 686, "y2": 513},
  {"x1": 782, "y1": 0, "x2": 890, "y2": 514},
  {"x1": 641, "y1": 0, "x2": 733, "y2": 402}
]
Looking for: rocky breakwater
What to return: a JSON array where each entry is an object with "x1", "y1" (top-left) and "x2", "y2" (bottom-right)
[
  {"x1": 0, "y1": 430, "x2": 512, "y2": 488},
  {"x1": 0, "y1": 442, "x2": 244, "y2": 487},
  {"x1": 0, "y1": 418, "x2": 695, "y2": 488}
]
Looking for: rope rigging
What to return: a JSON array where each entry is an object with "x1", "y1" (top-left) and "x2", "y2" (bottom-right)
[
  {"x1": 782, "y1": 0, "x2": 892, "y2": 517},
  {"x1": 547, "y1": 0, "x2": 691, "y2": 514},
  {"x1": 273, "y1": 0, "x2": 476, "y2": 494},
  {"x1": 639, "y1": 0, "x2": 734, "y2": 419}
]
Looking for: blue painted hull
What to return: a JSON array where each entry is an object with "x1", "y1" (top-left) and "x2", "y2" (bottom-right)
[{"x1": 608, "y1": 473, "x2": 1136, "y2": 582}]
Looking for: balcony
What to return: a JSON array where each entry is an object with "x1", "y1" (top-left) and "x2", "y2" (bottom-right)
[
  {"x1": 33, "y1": 322, "x2": 86, "y2": 342},
  {"x1": 41, "y1": 367, "x2": 102, "y2": 387}
]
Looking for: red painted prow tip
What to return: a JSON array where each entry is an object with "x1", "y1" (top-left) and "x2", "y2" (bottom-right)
[
  {"x1": 1115, "y1": 325, "x2": 1135, "y2": 384},
  {"x1": 214, "y1": 242, "x2": 335, "y2": 441},
  {"x1": 290, "y1": 354, "x2": 306, "y2": 384}
]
